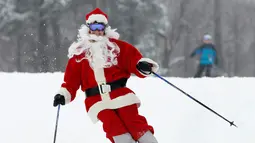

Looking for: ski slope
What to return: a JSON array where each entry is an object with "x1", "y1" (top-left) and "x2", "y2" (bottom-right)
[{"x1": 0, "y1": 73, "x2": 254, "y2": 143}]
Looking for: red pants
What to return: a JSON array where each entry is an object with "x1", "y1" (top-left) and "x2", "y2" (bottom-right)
[{"x1": 97, "y1": 104, "x2": 154, "y2": 143}]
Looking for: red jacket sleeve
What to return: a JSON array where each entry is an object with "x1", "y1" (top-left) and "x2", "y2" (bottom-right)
[
  {"x1": 60, "y1": 56, "x2": 81, "y2": 103},
  {"x1": 118, "y1": 40, "x2": 146, "y2": 78}
]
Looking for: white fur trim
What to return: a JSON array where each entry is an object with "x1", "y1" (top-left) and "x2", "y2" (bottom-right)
[
  {"x1": 87, "y1": 93, "x2": 141, "y2": 123},
  {"x1": 138, "y1": 58, "x2": 159, "y2": 76},
  {"x1": 57, "y1": 87, "x2": 72, "y2": 104},
  {"x1": 86, "y1": 14, "x2": 108, "y2": 24}
]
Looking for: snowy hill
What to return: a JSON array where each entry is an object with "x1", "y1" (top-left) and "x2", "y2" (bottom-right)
[{"x1": 0, "y1": 73, "x2": 254, "y2": 143}]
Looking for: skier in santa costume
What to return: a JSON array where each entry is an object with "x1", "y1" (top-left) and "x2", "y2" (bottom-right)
[{"x1": 53, "y1": 8, "x2": 159, "y2": 143}]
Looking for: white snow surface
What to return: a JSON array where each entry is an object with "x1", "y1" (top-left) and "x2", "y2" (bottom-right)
[{"x1": 0, "y1": 72, "x2": 254, "y2": 143}]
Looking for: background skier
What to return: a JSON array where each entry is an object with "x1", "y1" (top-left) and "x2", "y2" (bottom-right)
[{"x1": 190, "y1": 34, "x2": 218, "y2": 77}]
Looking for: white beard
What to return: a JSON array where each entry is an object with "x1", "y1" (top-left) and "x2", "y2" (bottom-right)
[
  {"x1": 68, "y1": 25, "x2": 120, "y2": 70},
  {"x1": 90, "y1": 41, "x2": 106, "y2": 69},
  {"x1": 73, "y1": 34, "x2": 120, "y2": 70}
]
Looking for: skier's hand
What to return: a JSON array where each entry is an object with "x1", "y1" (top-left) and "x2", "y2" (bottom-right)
[
  {"x1": 53, "y1": 94, "x2": 65, "y2": 107},
  {"x1": 136, "y1": 58, "x2": 159, "y2": 75},
  {"x1": 137, "y1": 61, "x2": 153, "y2": 75}
]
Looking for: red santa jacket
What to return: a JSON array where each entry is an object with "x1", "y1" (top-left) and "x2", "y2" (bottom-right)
[{"x1": 57, "y1": 38, "x2": 158, "y2": 123}]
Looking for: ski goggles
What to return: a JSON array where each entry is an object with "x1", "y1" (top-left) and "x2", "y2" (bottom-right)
[{"x1": 88, "y1": 23, "x2": 106, "y2": 31}]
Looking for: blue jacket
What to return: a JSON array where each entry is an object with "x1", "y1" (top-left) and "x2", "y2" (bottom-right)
[{"x1": 190, "y1": 44, "x2": 218, "y2": 65}]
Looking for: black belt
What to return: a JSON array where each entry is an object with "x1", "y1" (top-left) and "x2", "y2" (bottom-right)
[{"x1": 85, "y1": 78, "x2": 127, "y2": 97}]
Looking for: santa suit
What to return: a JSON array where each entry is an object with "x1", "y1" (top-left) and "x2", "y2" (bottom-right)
[{"x1": 57, "y1": 8, "x2": 159, "y2": 143}]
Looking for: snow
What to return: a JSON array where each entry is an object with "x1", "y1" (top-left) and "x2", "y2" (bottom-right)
[{"x1": 0, "y1": 73, "x2": 255, "y2": 143}]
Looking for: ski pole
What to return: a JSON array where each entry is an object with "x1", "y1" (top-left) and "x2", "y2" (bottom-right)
[
  {"x1": 53, "y1": 104, "x2": 61, "y2": 143},
  {"x1": 152, "y1": 72, "x2": 237, "y2": 127}
]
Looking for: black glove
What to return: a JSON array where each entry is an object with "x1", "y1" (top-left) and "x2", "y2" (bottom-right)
[
  {"x1": 136, "y1": 61, "x2": 153, "y2": 75},
  {"x1": 53, "y1": 94, "x2": 65, "y2": 107}
]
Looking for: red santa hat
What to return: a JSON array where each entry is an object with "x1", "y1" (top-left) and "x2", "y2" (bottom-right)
[{"x1": 86, "y1": 8, "x2": 108, "y2": 24}]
